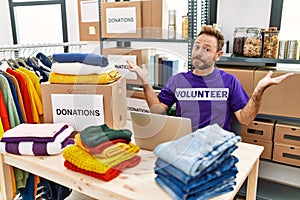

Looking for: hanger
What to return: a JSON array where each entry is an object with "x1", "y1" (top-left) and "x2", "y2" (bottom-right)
[{"x1": 8, "y1": 58, "x2": 20, "y2": 68}]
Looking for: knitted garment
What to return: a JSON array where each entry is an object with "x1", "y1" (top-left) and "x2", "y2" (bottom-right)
[
  {"x1": 94, "y1": 142, "x2": 135, "y2": 159},
  {"x1": 74, "y1": 133, "x2": 128, "y2": 154},
  {"x1": 52, "y1": 53, "x2": 109, "y2": 67},
  {"x1": 63, "y1": 144, "x2": 139, "y2": 174},
  {"x1": 64, "y1": 156, "x2": 141, "y2": 182},
  {"x1": 48, "y1": 70, "x2": 121, "y2": 84},
  {"x1": 80, "y1": 124, "x2": 132, "y2": 147}
]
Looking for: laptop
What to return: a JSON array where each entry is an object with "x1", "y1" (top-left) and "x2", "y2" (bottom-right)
[{"x1": 130, "y1": 111, "x2": 192, "y2": 151}]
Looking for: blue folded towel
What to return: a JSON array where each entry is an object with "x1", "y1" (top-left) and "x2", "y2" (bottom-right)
[{"x1": 53, "y1": 53, "x2": 109, "y2": 67}]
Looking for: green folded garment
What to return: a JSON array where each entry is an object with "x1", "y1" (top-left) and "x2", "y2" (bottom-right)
[{"x1": 80, "y1": 124, "x2": 132, "y2": 147}]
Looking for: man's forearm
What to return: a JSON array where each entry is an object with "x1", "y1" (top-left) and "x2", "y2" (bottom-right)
[
  {"x1": 143, "y1": 84, "x2": 168, "y2": 114},
  {"x1": 239, "y1": 87, "x2": 265, "y2": 126}
]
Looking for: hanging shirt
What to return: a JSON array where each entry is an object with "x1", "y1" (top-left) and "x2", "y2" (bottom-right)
[
  {"x1": 2, "y1": 71, "x2": 27, "y2": 123},
  {"x1": 18, "y1": 67, "x2": 42, "y2": 101},
  {"x1": 7, "y1": 68, "x2": 34, "y2": 124},
  {"x1": 16, "y1": 69, "x2": 43, "y2": 124},
  {"x1": 0, "y1": 90, "x2": 10, "y2": 132},
  {"x1": 0, "y1": 74, "x2": 20, "y2": 128},
  {"x1": 2, "y1": 72, "x2": 24, "y2": 124}
]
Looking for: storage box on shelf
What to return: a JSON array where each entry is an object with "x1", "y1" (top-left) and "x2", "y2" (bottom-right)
[
  {"x1": 100, "y1": 0, "x2": 166, "y2": 39},
  {"x1": 240, "y1": 120, "x2": 275, "y2": 160},
  {"x1": 77, "y1": 0, "x2": 100, "y2": 41},
  {"x1": 273, "y1": 122, "x2": 300, "y2": 167},
  {"x1": 218, "y1": 66, "x2": 256, "y2": 96},
  {"x1": 254, "y1": 69, "x2": 300, "y2": 118},
  {"x1": 102, "y1": 47, "x2": 152, "y2": 85},
  {"x1": 273, "y1": 143, "x2": 300, "y2": 167},
  {"x1": 41, "y1": 78, "x2": 127, "y2": 131}
]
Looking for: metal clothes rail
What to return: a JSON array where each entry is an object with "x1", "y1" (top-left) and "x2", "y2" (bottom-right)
[{"x1": 0, "y1": 42, "x2": 87, "y2": 52}]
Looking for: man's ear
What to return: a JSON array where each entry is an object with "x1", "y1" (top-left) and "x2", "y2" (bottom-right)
[{"x1": 215, "y1": 50, "x2": 223, "y2": 61}]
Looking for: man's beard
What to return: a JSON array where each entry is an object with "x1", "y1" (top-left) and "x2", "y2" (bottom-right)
[{"x1": 192, "y1": 55, "x2": 214, "y2": 70}]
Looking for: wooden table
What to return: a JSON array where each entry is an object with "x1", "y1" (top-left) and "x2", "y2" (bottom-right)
[{"x1": 0, "y1": 142, "x2": 263, "y2": 200}]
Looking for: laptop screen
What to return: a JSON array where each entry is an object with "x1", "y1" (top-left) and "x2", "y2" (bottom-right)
[{"x1": 130, "y1": 111, "x2": 192, "y2": 150}]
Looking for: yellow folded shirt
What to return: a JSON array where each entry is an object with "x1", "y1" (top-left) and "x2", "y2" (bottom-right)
[
  {"x1": 49, "y1": 70, "x2": 121, "y2": 84},
  {"x1": 63, "y1": 144, "x2": 139, "y2": 174},
  {"x1": 94, "y1": 142, "x2": 133, "y2": 159}
]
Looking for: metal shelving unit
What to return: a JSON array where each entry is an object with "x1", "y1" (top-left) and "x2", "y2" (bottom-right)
[{"x1": 98, "y1": 0, "x2": 198, "y2": 67}]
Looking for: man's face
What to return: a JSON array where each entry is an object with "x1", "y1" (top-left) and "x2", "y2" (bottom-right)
[{"x1": 191, "y1": 34, "x2": 221, "y2": 70}]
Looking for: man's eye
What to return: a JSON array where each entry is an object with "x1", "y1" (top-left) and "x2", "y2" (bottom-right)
[{"x1": 204, "y1": 48, "x2": 209, "y2": 52}]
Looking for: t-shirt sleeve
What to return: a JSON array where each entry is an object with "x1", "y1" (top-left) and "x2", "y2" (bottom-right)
[
  {"x1": 229, "y1": 76, "x2": 249, "y2": 112},
  {"x1": 157, "y1": 76, "x2": 177, "y2": 108}
]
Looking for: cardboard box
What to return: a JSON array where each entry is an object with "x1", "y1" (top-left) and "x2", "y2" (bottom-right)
[
  {"x1": 102, "y1": 47, "x2": 152, "y2": 85},
  {"x1": 101, "y1": 1, "x2": 142, "y2": 38},
  {"x1": 219, "y1": 66, "x2": 256, "y2": 97},
  {"x1": 126, "y1": 97, "x2": 149, "y2": 120},
  {"x1": 241, "y1": 137, "x2": 272, "y2": 160},
  {"x1": 240, "y1": 120, "x2": 274, "y2": 141},
  {"x1": 41, "y1": 78, "x2": 127, "y2": 131},
  {"x1": 274, "y1": 123, "x2": 300, "y2": 146},
  {"x1": 142, "y1": 0, "x2": 167, "y2": 38},
  {"x1": 101, "y1": 0, "x2": 166, "y2": 39},
  {"x1": 273, "y1": 143, "x2": 300, "y2": 167},
  {"x1": 77, "y1": 0, "x2": 101, "y2": 41},
  {"x1": 254, "y1": 69, "x2": 300, "y2": 118}
]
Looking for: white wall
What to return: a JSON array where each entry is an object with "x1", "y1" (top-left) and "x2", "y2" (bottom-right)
[{"x1": 217, "y1": 0, "x2": 272, "y2": 53}]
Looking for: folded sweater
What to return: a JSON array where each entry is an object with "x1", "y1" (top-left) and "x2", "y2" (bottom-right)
[
  {"x1": 64, "y1": 155, "x2": 141, "y2": 182},
  {"x1": 80, "y1": 124, "x2": 132, "y2": 147},
  {"x1": 49, "y1": 70, "x2": 121, "y2": 84},
  {"x1": 63, "y1": 144, "x2": 139, "y2": 174},
  {"x1": 53, "y1": 53, "x2": 109, "y2": 67}
]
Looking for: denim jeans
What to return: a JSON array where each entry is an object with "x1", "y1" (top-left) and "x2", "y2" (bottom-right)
[
  {"x1": 153, "y1": 124, "x2": 241, "y2": 176},
  {"x1": 156, "y1": 167, "x2": 237, "y2": 194},
  {"x1": 155, "y1": 147, "x2": 238, "y2": 185},
  {"x1": 155, "y1": 174, "x2": 235, "y2": 200}
]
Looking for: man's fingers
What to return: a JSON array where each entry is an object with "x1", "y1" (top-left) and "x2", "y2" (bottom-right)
[
  {"x1": 275, "y1": 72, "x2": 294, "y2": 83},
  {"x1": 126, "y1": 60, "x2": 136, "y2": 70}
]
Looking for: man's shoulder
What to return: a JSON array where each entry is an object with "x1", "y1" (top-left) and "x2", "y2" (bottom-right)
[{"x1": 216, "y1": 68, "x2": 238, "y2": 79}]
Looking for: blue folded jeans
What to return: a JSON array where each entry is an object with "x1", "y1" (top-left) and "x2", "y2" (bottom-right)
[
  {"x1": 156, "y1": 167, "x2": 237, "y2": 194},
  {"x1": 153, "y1": 124, "x2": 241, "y2": 176},
  {"x1": 155, "y1": 174, "x2": 235, "y2": 200},
  {"x1": 155, "y1": 146, "x2": 238, "y2": 185},
  {"x1": 155, "y1": 155, "x2": 238, "y2": 190}
]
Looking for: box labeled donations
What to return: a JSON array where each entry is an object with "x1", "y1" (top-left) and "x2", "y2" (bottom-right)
[{"x1": 41, "y1": 78, "x2": 127, "y2": 131}]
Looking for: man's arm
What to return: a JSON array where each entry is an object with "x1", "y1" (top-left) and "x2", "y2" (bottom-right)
[
  {"x1": 126, "y1": 60, "x2": 169, "y2": 114},
  {"x1": 143, "y1": 84, "x2": 169, "y2": 114},
  {"x1": 235, "y1": 71, "x2": 294, "y2": 126}
]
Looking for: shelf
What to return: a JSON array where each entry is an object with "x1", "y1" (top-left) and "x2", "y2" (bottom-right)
[
  {"x1": 101, "y1": 38, "x2": 190, "y2": 43},
  {"x1": 238, "y1": 178, "x2": 300, "y2": 200},
  {"x1": 217, "y1": 56, "x2": 300, "y2": 67}
]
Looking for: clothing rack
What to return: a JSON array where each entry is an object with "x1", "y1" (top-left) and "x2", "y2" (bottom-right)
[
  {"x1": 0, "y1": 42, "x2": 88, "y2": 59},
  {"x1": 0, "y1": 42, "x2": 87, "y2": 52}
]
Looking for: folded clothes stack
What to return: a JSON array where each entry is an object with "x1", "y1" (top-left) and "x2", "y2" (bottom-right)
[
  {"x1": 153, "y1": 124, "x2": 241, "y2": 200},
  {"x1": 0, "y1": 123, "x2": 74, "y2": 155},
  {"x1": 49, "y1": 53, "x2": 121, "y2": 84},
  {"x1": 63, "y1": 124, "x2": 141, "y2": 182}
]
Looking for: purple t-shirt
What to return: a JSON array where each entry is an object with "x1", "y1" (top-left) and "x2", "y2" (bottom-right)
[{"x1": 158, "y1": 68, "x2": 249, "y2": 131}]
